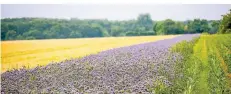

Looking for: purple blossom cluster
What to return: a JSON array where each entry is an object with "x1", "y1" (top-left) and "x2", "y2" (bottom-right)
[{"x1": 1, "y1": 34, "x2": 200, "y2": 94}]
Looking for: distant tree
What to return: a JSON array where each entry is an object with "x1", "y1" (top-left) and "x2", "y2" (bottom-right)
[
  {"x1": 184, "y1": 25, "x2": 188, "y2": 33},
  {"x1": 1, "y1": 24, "x2": 8, "y2": 40},
  {"x1": 174, "y1": 22, "x2": 185, "y2": 34},
  {"x1": 200, "y1": 19, "x2": 210, "y2": 33},
  {"x1": 23, "y1": 29, "x2": 43, "y2": 39},
  {"x1": 69, "y1": 31, "x2": 82, "y2": 38},
  {"x1": 153, "y1": 23, "x2": 158, "y2": 34},
  {"x1": 25, "y1": 36, "x2": 36, "y2": 40},
  {"x1": 90, "y1": 23, "x2": 107, "y2": 37},
  {"x1": 50, "y1": 24, "x2": 62, "y2": 38},
  {"x1": 111, "y1": 26, "x2": 125, "y2": 36},
  {"x1": 137, "y1": 13, "x2": 153, "y2": 31},
  {"x1": 16, "y1": 35, "x2": 24, "y2": 40},
  {"x1": 1, "y1": 15, "x2": 218, "y2": 40},
  {"x1": 209, "y1": 20, "x2": 220, "y2": 34},
  {"x1": 163, "y1": 19, "x2": 175, "y2": 34},
  {"x1": 154, "y1": 19, "x2": 184, "y2": 35},
  {"x1": 187, "y1": 19, "x2": 209, "y2": 33},
  {"x1": 43, "y1": 30, "x2": 57, "y2": 39},
  {"x1": 156, "y1": 21, "x2": 164, "y2": 34},
  {"x1": 5, "y1": 30, "x2": 17, "y2": 40},
  {"x1": 188, "y1": 19, "x2": 201, "y2": 33}
]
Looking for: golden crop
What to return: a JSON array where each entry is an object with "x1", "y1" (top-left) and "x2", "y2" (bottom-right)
[{"x1": 1, "y1": 35, "x2": 178, "y2": 72}]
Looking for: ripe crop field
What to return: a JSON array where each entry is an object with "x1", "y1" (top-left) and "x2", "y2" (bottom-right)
[
  {"x1": 2, "y1": 34, "x2": 231, "y2": 94},
  {"x1": 1, "y1": 34, "x2": 199, "y2": 93},
  {"x1": 1, "y1": 35, "x2": 177, "y2": 72}
]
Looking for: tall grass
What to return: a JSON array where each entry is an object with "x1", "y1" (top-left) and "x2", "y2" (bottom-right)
[
  {"x1": 157, "y1": 34, "x2": 231, "y2": 94},
  {"x1": 151, "y1": 37, "x2": 200, "y2": 94}
]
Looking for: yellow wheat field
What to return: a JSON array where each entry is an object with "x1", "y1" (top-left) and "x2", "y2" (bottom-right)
[{"x1": 1, "y1": 35, "x2": 178, "y2": 72}]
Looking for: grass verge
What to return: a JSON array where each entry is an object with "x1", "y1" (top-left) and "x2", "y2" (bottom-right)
[{"x1": 154, "y1": 34, "x2": 231, "y2": 94}]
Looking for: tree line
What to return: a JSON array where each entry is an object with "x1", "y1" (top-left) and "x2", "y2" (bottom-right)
[{"x1": 1, "y1": 11, "x2": 229, "y2": 41}]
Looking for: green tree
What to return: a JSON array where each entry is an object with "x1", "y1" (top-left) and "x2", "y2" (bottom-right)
[
  {"x1": 188, "y1": 19, "x2": 201, "y2": 33},
  {"x1": 1, "y1": 24, "x2": 8, "y2": 40},
  {"x1": 154, "y1": 19, "x2": 184, "y2": 35},
  {"x1": 1, "y1": 16, "x2": 216, "y2": 40},
  {"x1": 111, "y1": 26, "x2": 125, "y2": 36},
  {"x1": 137, "y1": 13, "x2": 153, "y2": 31},
  {"x1": 219, "y1": 9, "x2": 231, "y2": 34},
  {"x1": 16, "y1": 35, "x2": 24, "y2": 40},
  {"x1": 153, "y1": 23, "x2": 158, "y2": 34},
  {"x1": 5, "y1": 30, "x2": 17, "y2": 40},
  {"x1": 209, "y1": 20, "x2": 220, "y2": 34},
  {"x1": 69, "y1": 31, "x2": 82, "y2": 38},
  {"x1": 174, "y1": 22, "x2": 185, "y2": 34},
  {"x1": 187, "y1": 19, "x2": 209, "y2": 33},
  {"x1": 163, "y1": 19, "x2": 175, "y2": 34},
  {"x1": 23, "y1": 29, "x2": 43, "y2": 39},
  {"x1": 200, "y1": 19, "x2": 210, "y2": 33}
]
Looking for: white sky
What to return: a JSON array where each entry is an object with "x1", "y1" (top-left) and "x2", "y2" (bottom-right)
[{"x1": 1, "y1": 4, "x2": 231, "y2": 21}]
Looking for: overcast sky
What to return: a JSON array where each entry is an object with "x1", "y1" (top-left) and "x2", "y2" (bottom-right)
[{"x1": 1, "y1": 4, "x2": 231, "y2": 21}]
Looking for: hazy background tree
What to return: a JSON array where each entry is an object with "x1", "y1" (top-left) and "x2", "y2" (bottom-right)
[
  {"x1": 1, "y1": 12, "x2": 226, "y2": 41},
  {"x1": 209, "y1": 20, "x2": 220, "y2": 34}
]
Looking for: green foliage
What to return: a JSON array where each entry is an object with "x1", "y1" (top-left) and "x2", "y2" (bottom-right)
[
  {"x1": 187, "y1": 19, "x2": 210, "y2": 33},
  {"x1": 69, "y1": 31, "x2": 82, "y2": 38},
  {"x1": 1, "y1": 13, "x2": 222, "y2": 40},
  {"x1": 154, "y1": 19, "x2": 212, "y2": 35},
  {"x1": 219, "y1": 9, "x2": 231, "y2": 34},
  {"x1": 163, "y1": 34, "x2": 231, "y2": 94},
  {"x1": 111, "y1": 26, "x2": 125, "y2": 36},
  {"x1": 1, "y1": 14, "x2": 156, "y2": 40},
  {"x1": 5, "y1": 30, "x2": 17, "y2": 40},
  {"x1": 170, "y1": 37, "x2": 201, "y2": 94},
  {"x1": 137, "y1": 13, "x2": 153, "y2": 31},
  {"x1": 209, "y1": 20, "x2": 220, "y2": 34}
]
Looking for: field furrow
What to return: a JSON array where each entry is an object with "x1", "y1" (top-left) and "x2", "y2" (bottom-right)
[{"x1": 193, "y1": 36, "x2": 209, "y2": 93}]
